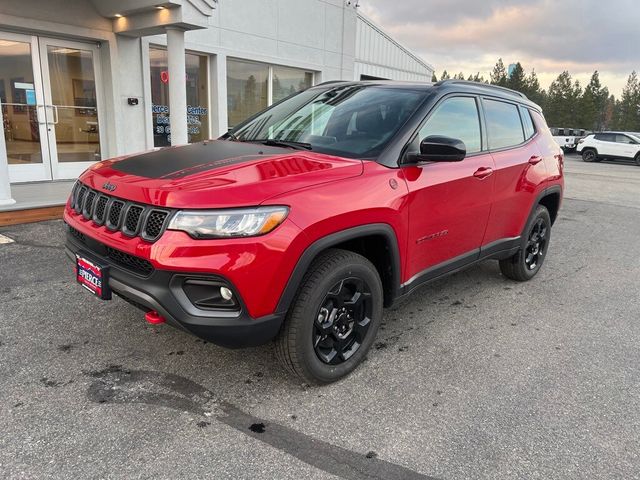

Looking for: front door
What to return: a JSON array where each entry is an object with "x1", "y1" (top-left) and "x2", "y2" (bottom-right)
[
  {"x1": 401, "y1": 95, "x2": 495, "y2": 283},
  {"x1": 0, "y1": 32, "x2": 105, "y2": 183}
]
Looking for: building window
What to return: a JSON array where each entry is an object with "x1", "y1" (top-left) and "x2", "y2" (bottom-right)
[
  {"x1": 226, "y1": 59, "x2": 269, "y2": 129},
  {"x1": 227, "y1": 58, "x2": 314, "y2": 128},
  {"x1": 272, "y1": 66, "x2": 313, "y2": 104},
  {"x1": 149, "y1": 47, "x2": 209, "y2": 147}
]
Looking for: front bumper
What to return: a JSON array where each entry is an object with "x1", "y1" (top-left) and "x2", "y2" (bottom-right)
[{"x1": 65, "y1": 226, "x2": 284, "y2": 348}]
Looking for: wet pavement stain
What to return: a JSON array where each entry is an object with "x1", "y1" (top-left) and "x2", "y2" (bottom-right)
[
  {"x1": 249, "y1": 422, "x2": 266, "y2": 433},
  {"x1": 86, "y1": 366, "x2": 438, "y2": 480}
]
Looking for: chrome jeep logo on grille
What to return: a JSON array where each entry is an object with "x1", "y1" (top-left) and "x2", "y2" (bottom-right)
[{"x1": 102, "y1": 182, "x2": 117, "y2": 192}]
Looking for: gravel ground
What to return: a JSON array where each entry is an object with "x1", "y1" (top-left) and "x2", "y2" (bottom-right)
[{"x1": 0, "y1": 153, "x2": 639, "y2": 480}]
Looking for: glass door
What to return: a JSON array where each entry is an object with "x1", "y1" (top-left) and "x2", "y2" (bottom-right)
[
  {"x1": 0, "y1": 32, "x2": 52, "y2": 182},
  {"x1": 39, "y1": 37, "x2": 105, "y2": 180}
]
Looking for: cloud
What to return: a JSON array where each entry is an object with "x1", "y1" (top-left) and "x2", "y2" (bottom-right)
[{"x1": 360, "y1": 0, "x2": 640, "y2": 95}]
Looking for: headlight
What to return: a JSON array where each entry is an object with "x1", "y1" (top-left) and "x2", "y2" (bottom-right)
[{"x1": 167, "y1": 206, "x2": 289, "y2": 239}]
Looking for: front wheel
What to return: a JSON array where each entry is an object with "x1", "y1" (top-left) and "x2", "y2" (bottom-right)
[
  {"x1": 635, "y1": 154, "x2": 640, "y2": 166},
  {"x1": 276, "y1": 249, "x2": 383, "y2": 384},
  {"x1": 499, "y1": 205, "x2": 551, "y2": 282}
]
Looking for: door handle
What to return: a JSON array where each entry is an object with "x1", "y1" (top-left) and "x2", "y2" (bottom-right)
[
  {"x1": 36, "y1": 105, "x2": 48, "y2": 125},
  {"x1": 473, "y1": 167, "x2": 493, "y2": 179},
  {"x1": 51, "y1": 105, "x2": 59, "y2": 125},
  {"x1": 528, "y1": 155, "x2": 543, "y2": 165}
]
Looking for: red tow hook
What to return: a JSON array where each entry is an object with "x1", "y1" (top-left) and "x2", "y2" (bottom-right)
[{"x1": 145, "y1": 310, "x2": 166, "y2": 325}]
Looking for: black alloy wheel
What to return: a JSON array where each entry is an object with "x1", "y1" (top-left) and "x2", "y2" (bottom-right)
[
  {"x1": 524, "y1": 218, "x2": 548, "y2": 271},
  {"x1": 313, "y1": 277, "x2": 373, "y2": 365},
  {"x1": 582, "y1": 149, "x2": 596, "y2": 162},
  {"x1": 499, "y1": 205, "x2": 552, "y2": 282},
  {"x1": 276, "y1": 249, "x2": 383, "y2": 384}
]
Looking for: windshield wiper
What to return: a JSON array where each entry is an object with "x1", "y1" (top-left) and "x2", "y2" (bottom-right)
[
  {"x1": 223, "y1": 131, "x2": 240, "y2": 141},
  {"x1": 260, "y1": 139, "x2": 313, "y2": 150}
]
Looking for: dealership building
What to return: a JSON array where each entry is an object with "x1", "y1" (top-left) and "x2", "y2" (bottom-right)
[{"x1": 0, "y1": 0, "x2": 433, "y2": 212}]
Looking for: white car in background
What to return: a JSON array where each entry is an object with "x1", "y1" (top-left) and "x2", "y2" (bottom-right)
[
  {"x1": 576, "y1": 132, "x2": 640, "y2": 166},
  {"x1": 550, "y1": 128, "x2": 589, "y2": 151}
]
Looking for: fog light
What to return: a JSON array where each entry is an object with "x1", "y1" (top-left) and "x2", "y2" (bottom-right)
[{"x1": 220, "y1": 286, "x2": 233, "y2": 301}]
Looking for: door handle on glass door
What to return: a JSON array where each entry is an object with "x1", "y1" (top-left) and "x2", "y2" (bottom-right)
[
  {"x1": 36, "y1": 105, "x2": 47, "y2": 125},
  {"x1": 473, "y1": 167, "x2": 493, "y2": 179},
  {"x1": 528, "y1": 155, "x2": 543, "y2": 165}
]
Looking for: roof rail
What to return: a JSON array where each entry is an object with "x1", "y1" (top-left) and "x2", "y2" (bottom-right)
[
  {"x1": 434, "y1": 79, "x2": 527, "y2": 99},
  {"x1": 315, "y1": 80, "x2": 351, "y2": 86}
]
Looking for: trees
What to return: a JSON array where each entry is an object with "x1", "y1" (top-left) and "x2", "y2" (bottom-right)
[
  {"x1": 544, "y1": 72, "x2": 583, "y2": 127},
  {"x1": 614, "y1": 71, "x2": 640, "y2": 131},
  {"x1": 506, "y1": 62, "x2": 526, "y2": 93},
  {"x1": 522, "y1": 69, "x2": 546, "y2": 107},
  {"x1": 490, "y1": 58, "x2": 508, "y2": 87},
  {"x1": 431, "y1": 58, "x2": 633, "y2": 130},
  {"x1": 580, "y1": 71, "x2": 609, "y2": 131}
]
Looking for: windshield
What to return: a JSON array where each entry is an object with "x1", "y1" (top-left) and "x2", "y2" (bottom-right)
[{"x1": 229, "y1": 85, "x2": 427, "y2": 159}]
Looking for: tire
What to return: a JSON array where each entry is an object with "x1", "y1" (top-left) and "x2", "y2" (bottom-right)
[
  {"x1": 635, "y1": 154, "x2": 640, "y2": 167},
  {"x1": 276, "y1": 249, "x2": 383, "y2": 384},
  {"x1": 582, "y1": 149, "x2": 597, "y2": 162},
  {"x1": 499, "y1": 205, "x2": 552, "y2": 282}
]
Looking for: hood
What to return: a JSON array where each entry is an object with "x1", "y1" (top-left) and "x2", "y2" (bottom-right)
[{"x1": 79, "y1": 141, "x2": 363, "y2": 209}]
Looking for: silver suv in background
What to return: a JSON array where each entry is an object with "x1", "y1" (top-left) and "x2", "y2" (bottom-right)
[{"x1": 576, "y1": 132, "x2": 640, "y2": 166}]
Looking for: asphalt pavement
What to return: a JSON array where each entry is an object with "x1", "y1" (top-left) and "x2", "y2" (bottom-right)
[{"x1": 1, "y1": 153, "x2": 639, "y2": 479}]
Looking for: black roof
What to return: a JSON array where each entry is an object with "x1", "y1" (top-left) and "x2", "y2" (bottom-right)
[{"x1": 313, "y1": 79, "x2": 541, "y2": 111}]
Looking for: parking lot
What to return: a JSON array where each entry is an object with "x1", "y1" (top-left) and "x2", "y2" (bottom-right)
[{"x1": 1, "y1": 153, "x2": 639, "y2": 479}]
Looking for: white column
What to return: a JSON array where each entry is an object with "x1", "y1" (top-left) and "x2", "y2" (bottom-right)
[
  {"x1": 0, "y1": 104, "x2": 16, "y2": 207},
  {"x1": 166, "y1": 27, "x2": 188, "y2": 145},
  {"x1": 210, "y1": 53, "x2": 228, "y2": 137}
]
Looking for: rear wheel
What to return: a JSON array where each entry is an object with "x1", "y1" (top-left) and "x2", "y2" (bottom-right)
[
  {"x1": 276, "y1": 249, "x2": 383, "y2": 384},
  {"x1": 499, "y1": 205, "x2": 551, "y2": 282},
  {"x1": 582, "y1": 149, "x2": 597, "y2": 162}
]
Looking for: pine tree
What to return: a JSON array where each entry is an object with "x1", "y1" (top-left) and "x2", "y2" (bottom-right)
[
  {"x1": 602, "y1": 95, "x2": 616, "y2": 131},
  {"x1": 545, "y1": 71, "x2": 577, "y2": 126},
  {"x1": 490, "y1": 59, "x2": 508, "y2": 87},
  {"x1": 440, "y1": 70, "x2": 451, "y2": 81},
  {"x1": 523, "y1": 69, "x2": 545, "y2": 107},
  {"x1": 580, "y1": 71, "x2": 609, "y2": 130},
  {"x1": 506, "y1": 62, "x2": 526, "y2": 93},
  {"x1": 569, "y1": 80, "x2": 583, "y2": 127},
  {"x1": 616, "y1": 72, "x2": 640, "y2": 131},
  {"x1": 431, "y1": 72, "x2": 438, "y2": 82},
  {"x1": 472, "y1": 72, "x2": 487, "y2": 83}
]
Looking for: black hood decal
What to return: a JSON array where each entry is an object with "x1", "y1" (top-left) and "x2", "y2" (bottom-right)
[{"x1": 111, "y1": 141, "x2": 289, "y2": 179}]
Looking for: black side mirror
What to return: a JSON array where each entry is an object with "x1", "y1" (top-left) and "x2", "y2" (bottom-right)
[{"x1": 405, "y1": 135, "x2": 467, "y2": 164}]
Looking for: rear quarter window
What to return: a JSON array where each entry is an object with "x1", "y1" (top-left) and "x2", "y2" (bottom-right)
[
  {"x1": 520, "y1": 107, "x2": 536, "y2": 140},
  {"x1": 484, "y1": 99, "x2": 525, "y2": 150}
]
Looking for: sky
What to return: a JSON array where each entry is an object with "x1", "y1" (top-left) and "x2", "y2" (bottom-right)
[{"x1": 360, "y1": 0, "x2": 640, "y2": 97}]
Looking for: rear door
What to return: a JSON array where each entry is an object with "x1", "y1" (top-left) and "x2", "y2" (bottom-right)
[
  {"x1": 482, "y1": 98, "x2": 548, "y2": 245},
  {"x1": 401, "y1": 95, "x2": 495, "y2": 282},
  {"x1": 594, "y1": 133, "x2": 616, "y2": 156}
]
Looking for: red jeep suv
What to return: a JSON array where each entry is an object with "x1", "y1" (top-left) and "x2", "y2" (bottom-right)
[{"x1": 64, "y1": 80, "x2": 563, "y2": 384}]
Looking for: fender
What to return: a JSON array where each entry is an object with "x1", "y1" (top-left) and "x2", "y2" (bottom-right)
[
  {"x1": 529, "y1": 184, "x2": 562, "y2": 226},
  {"x1": 274, "y1": 223, "x2": 402, "y2": 315}
]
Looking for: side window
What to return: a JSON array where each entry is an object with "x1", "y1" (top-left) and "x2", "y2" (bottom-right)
[
  {"x1": 616, "y1": 134, "x2": 635, "y2": 144},
  {"x1": 597, "y1": 133, "x2": 614, "y2": 142},
  {"x1": 415, "y1": 96, "x2": 482, "y2": 154},
  {"x1": 520, "y1": 107, "x2": 536, "y2": 140},
  {"x1": 484, "y1": 99, "x2": 525, "y2": 149}
]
